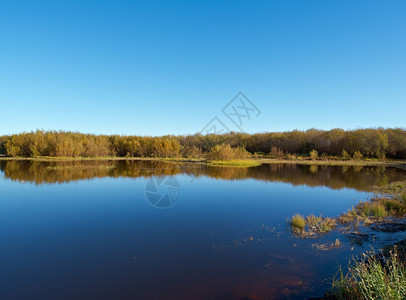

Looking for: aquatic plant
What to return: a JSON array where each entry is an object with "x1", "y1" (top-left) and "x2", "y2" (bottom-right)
[
  {"x1": 290, "y1": 214, "x2": 336, "y2": 237},
  {"x1": 331, "y1": 249, "x2": 406, "y2": 300},
  {"x1": 339, "y1": 191, "x2": 406, "y2": 225},
  {"x1": 306, "y1": 214, "x2": 336, "y2": 232},
  {"x1": 361, "y1": 201, "x2": 387, "y2": 218},
  {"x1": 312, "y1": 239, "x2": 341, "y2": 251},
  {"x1": 291, "y1": 214, "x2": 306, "y2": 233},
  {"x1": 338, "y1": 207, "x2": 358, "y2": 223}
]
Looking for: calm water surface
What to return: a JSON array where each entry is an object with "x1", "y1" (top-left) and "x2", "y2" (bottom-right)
[{"x1": 1, "y1": 160, "x2": 406, "y2": 299}]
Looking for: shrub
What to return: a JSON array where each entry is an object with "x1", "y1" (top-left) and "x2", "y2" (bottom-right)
[
  {"x1": 270, "y1": 146, "x2": 284, "y2": 158},
  {"x1": 341, "y1": 149, "x2": 351, "y2": 160},
  {"x1": 206, "y1": 144, "x2": 250, "y2": 161},
  {"x1": 309, "y1": 149, "x2": 318, "y2": 160},
  {"x1": 353, "y1": 150, "x2": 364, "y2": 160},
  {"x1": 320, "y1": 153, "x2": 329, "y2": 161}
]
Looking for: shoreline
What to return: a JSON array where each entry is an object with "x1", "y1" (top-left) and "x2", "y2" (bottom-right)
[{"x1": 1, "y1": 156, "x2": 406, "y2": 169}]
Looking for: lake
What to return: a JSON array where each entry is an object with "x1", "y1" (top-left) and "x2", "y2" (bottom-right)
[{"x1": 1, "y1": 160, "x2": 406, "y2": 299}]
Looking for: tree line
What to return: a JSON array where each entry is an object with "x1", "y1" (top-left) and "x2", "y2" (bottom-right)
[{"x1": 0, "y1": 128, "x2": 405, "y2": 159}]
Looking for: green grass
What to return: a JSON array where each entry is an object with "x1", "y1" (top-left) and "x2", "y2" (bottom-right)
[
  {"x1": 160, "y1": 157, "x2": 205, "y2": 163},
  {"x1": 381, "y1": 198, "x2": 406, "y2": 216},
  {"x1": 206, "y1": 159, "x2": 262, "y2": 167},
  {"x1": 331, "y1": 249, "x2": 406, "y2": 300},
  {"x1": 339, "y1": 207, "x2": 359, "y2": 223},
  {"x1": 289, "y1": 213, "x2": 336, "y2": 237},
  {"x1": 362, "y1": 201, "x2": 387, "y2": 218},
  {"x1": 46, "y1": 165, "x2": 116, "y2": 171},
  {"x1": 339, "y1": 192, "x2": 406, "y2": 224},
  {"x1": 291, "y1": 214, "x2": 306, "y2": 232}
]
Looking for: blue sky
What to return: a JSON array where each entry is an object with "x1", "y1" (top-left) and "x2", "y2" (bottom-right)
[{"x1": 1, "y1": 0, "x2": 405, "y2": 136}]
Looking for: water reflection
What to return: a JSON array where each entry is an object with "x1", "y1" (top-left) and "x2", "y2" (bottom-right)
[
  {"x1": 0, "y1": 160, "x2": 405, "y2": 192},
  {"x1": 145, "y1": 176, "x2": 180, "y2": 208},
  {"x1": 1, "y1": 160, "x2": 405, "y2": 299}
]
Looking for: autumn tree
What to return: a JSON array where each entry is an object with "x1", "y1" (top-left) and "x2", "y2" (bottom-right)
[{"x1": 1, "y1": 128, "x2": 405, "y2": 159}]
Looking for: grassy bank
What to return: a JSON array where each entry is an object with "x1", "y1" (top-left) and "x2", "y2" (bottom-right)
[
  {"x1": 261, "y1": 158, "x2": 406, "y2": 168},
  {"x1": 206, "y1": 159, "x2": 262, "y2": 167},
  {"x1": 46, "y1": 165, "x2": 117, "y2": 171},
  {"x1": 1, "y1": 156, "x2": 406, "y2": 169}
]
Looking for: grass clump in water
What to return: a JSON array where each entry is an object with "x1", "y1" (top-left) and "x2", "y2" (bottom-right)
[
  {"x1": 339, "y1": 194, "x2": 406, "y2": 225},
  {"x1": 306, "y1": 214, "x2": 336, "y2": 232},
  {"x1": 331, "y1": 249, "x2": 406, "y2": 300},
  {"x1": 291, "y1": 214, "x2": 306, "y2": 233},
  {"x1": 290, "y1": 214, "x2": 336, "y2": 237}
]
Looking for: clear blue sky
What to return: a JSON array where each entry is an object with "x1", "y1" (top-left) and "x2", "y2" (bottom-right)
[{"x1": 1, "y1": 0, "x2": 405, "y2": 136}]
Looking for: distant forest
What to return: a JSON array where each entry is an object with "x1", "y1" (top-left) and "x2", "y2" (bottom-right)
[{"x1": 0, "y1": 128, "x2": 405, "y2": 159}]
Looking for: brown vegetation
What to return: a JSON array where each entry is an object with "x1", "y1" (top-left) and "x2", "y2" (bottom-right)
[{"x1": 0, "y1": 128, "x2": 405, "y2": 159}]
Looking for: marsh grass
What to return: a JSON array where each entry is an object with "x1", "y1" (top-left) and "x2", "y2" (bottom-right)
[
  {"x1": 381, "y1": 198, "x2": 406, "y2": 216},
  {"x1": 307, "y1": 214, "x2": 336, "y2": 232},
  {"x1": 291, "y1": 214, "x2": 306, "y2": 233},
  {"x1": 362, "y1": 201, "x2": 387, "y2": 218},
  {"x1": 331, "y1": 249, "x2": 406, "y2": 300},
  {"x1": 339, "y1": 180, "x2": 406, "y2": 224},
  {"x1": 258, "y1": 158, "x2": 406, "y2": 169},
  {"x1": 46, "y1": 165, "x2": 116, "y2": 171},
  {"x1": 339, "y1": 195, "x2": 406, "y2": 225},
  {"x1": 207, "y1": 159, "x2": 262, "y2": 167},
  {"x1": 339, "y1": 207, "x2": 359, "y2": 224},
  {"x1": 290, "y1": 214, "x2": 336, "y2": 237},
  {"x1": 161, "y1": 157, "x2": 205, "y2": 163},
  {"x1": 312, "y1": 239, "x2": 342, "y2": 251}
]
